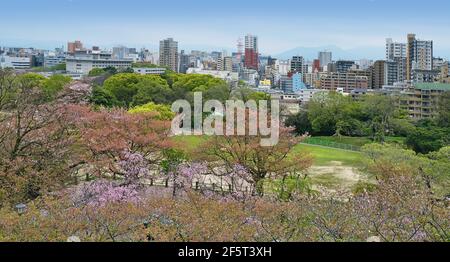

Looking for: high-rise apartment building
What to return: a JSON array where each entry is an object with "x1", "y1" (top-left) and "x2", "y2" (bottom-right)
[
  {"x1": 318, "y1": 51, "x2": 332, "y2": 68},
  {"x1": 244, "y1": 34, "x2": 258, "y2": 70},
  {"x1": 348, "y1": 68, "x2": 373, "y2": 89},
  {"x1": 386, "y1": 38, "x2": 408, "y2": 82},
  {"x1": 407, "y1": 34, "x2": 433, "y2": 80},
  {"x1": 336, "y1": 60, "x2": 356, "y2": 73},
  {"x1": 320, "y1": 73, "x2": 369, "y2": 92},
  {"x1": 217, "y1": 53, "x2": 224, "y2": 71},
  {"x1": 372, "y1": 60, "x2": 399, "y2": 89},
  {"x1": 385, "y1": 60, "x2": 400, "y2": 86},
  {"x1": 223, "y1": 56, "x2": 233, "y2": 72},
  {"x1": 394, "y1": 56, "x2": 407, "y2": 82},
  {"x1": 159, "y1": 38, "x2": 179, "y2": 72},
  {"x1": 179, "y1": 50, "x2": 190, "y2": 74},
  {"x1": 386, "y1": 38, "x2": 407, "y2": 60},
  {"x1": 291, "y1": 56, "x2": 305, "y2": 74}
]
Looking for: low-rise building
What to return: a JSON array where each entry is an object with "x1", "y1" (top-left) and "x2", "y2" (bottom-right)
[
  {"x1": 37, "y1": 71, "x2": 84, "y2": 80},
  {"x1": 133, "y1": 67, "x2": 167, "y2": 75},
  {"x1": 66, "y1": 51, "x2": 133, "y2": 75},
  {"x1": 399, "y1": 83, "x2": 450, "y2": 119},
  {"x1": 0, "y1": 55, "x2": 31, "y2": 69},
  {"x1": 295, "y1": 89, "x2": 326, "y2": 104},
  {"x1": 186, "y1": 68, "x2": 239, "y2": 82},
  {"x1": 44, "y1": 53, "x2": 66, "y2": 68},
  {"x1": 350, "y1": 88, "x2": 374, "y2": 100},
  {"x1": 440, "y1": 63, "x2": 449, "y2": 83},
  {"x1": 383, "y1": 82, "x2": 450, "y2": 119},
  {"x1": 240, "y1": 68, "x2": 259, "y2": 86},
  {"x1": 271, "y1": 93, "x2": 301, "y2": 115},
  {"x1": 259, "y1": 79, "x2": 271, "y2": 87}
]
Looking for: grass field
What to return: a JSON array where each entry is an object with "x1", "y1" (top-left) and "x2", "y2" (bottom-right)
[
  {"x1": 172, "y1": 135, "x2": 208, "y2": 153},
  {"x1": 172, "y1": 135, "x2": 365, "y2": 168},
  {"x1": 173, "y1": 135, "x2": 369, "y2": 192},
  {"x1": 308, "y1": 136, "x2": 406, "y2": 147},
  {"x1": 293, "y1": 144, "x2": 364, "y2": 167}
]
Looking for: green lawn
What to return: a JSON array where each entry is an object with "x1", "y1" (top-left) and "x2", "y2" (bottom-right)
[
  {"x1": 293, "y1": 144, "x2": 364, "y2": 167},
  {"x1": 171, "y1": 135, "x2": 209, "y2": 153},
  {"x1": 173, "y1": 135, "x2": 365, "y2": 168},
  {"x1": 308, "y1": 136, "x2": 406, "y2": 147}
]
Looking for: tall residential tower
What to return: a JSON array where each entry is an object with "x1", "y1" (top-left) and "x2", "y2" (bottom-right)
[
  {"x1": 244, "y1": 34, "x2": 258, "y2": 70},
  {"x1": 318, "y1": 51, "x2": 332, "y2": 69},
  {"x1": 407, "y1": 34, "x2": 433, "y2": 81},
  {"x1": 386, "y1": 38, "x2": 407, "y2": 60},
  {"x1": 159, "y1": 38, "x2": 179, "y2": 72}
]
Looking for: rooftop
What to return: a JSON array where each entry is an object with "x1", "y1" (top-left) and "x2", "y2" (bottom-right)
[{"x1": 415, "y1": 83, "x2": 450, "y2": 91}]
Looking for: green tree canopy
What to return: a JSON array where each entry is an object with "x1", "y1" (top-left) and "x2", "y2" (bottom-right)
[
  {"x1": 436, "y1": 91, "x2": 450, "y2": 128},
  {"x1": 406, "y1": 120, "x2": 449, "y2": 154},
  {"x1": 132, "y1": 76, "x2": 173, "y2": 106},
  {"x1": 98, "y1": 73, "x2": 232, "y2": 109},
  {"x1": 88, "y1": 68, "x2": 106, "y2": 77},
  {"x1": 362, "y1": 143, "x2": 450, "y2": 197},
  {"x1": 307, "y1": 92, "x2": 353, "y2": 136},
  {"x1": 172, "y1": 74, "x2": 227, "y2": 98},
  {"x1": 89, "y1": 86, "x2": 119, "y2": 108},
  {"x1": 17, "y1": 73, "x2": 47, "y2": 89},
  {"x1": 285, "y1": 110, "x2": 312, "y2": 135},
  {"x1": 42, "y1": 74, "x2": 72, "y2": 101},
  {"x1": 129, "y1": 102, "x2": 175, "y2": 120},
  {"x1": 103, "y1": 73, "x2": 142, "y2": 108}
]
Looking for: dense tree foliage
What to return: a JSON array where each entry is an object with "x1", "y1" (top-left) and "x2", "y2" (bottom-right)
[
  {"x1": 0, "y1": 73, "x2": 77, "y2": 205},
  {"x1": 88, "y1": 68, "x2": 107, "y2": 77},
  {"x1": 88, "y1": 67, "x2": 119, "y2": 77},
  {"x1": 91, "y1": 73, "x2": 230, "y2": 109},
  {"x1": 402, "y1": 92, "x2": 450, "y2": 154},
  {"x1": 285, "y1": 110, "x2": 312, "y2": 136},
  {"x1": 132, "y1": 77, "x2": 173, "y2": 105},
  {"x1": 89, "y1": 86, "x2": 119, "y2": 108},
  {"x1": 102, "y1": 73, "x2": 141, "y2": 108},
  {"x1": 287, "y1": 91, "x2": 448, "y2": 153},
  {"x1": 42, "y1": 74, "x2": 72, "y2": 101},
  {"x1": 362, "y1": 144, "x2": 450, "y2": 198},
  {"x1": 298, "y1": 92, "x2": 407, "y2": 140},
  {"x1": 406, "y1": 120, "x2": 450, "y2": 154},
  {"x1": 1, "y1": 72, "x2": 71, "y2": 104},
  {"x1": 129, "y1": 102, "x2": 175, "y2": 120},
  {"x1": 436, "y1": 91, "x2": 450, "y2": 127}
]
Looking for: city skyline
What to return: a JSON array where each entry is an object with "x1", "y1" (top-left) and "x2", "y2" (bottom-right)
[{"x1": 1, "y1": 0, "x2": 450, "y2": 59}]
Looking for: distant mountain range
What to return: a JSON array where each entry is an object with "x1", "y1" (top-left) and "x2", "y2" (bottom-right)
[
  {"x1": 274, "y1": 45, "x2": 384, "y2": 61},
  {"x1": 275, "y1": 45, "x2": 450, "y2": 61}
]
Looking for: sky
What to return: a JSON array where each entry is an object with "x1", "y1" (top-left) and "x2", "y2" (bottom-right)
[{"x1": 1, "y1": 0, "x2": 450, "y2": 59}]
